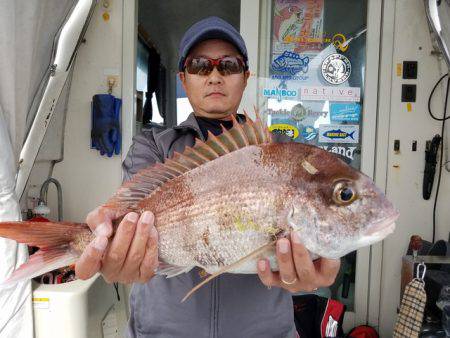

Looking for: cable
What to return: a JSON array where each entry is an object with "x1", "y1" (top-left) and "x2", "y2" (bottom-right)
[
  {"x1": 113, "y1": 282, "x2": 120, "y2": 301},
  {"x1": 428, "y1": 73, "x2": 450, "y2": 121},
  {"x1": 428, "y1": 74, "x2": 450, "y2": 243}
]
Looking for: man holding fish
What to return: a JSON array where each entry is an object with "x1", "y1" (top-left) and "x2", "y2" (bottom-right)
[
  {"x1": 74, "y1": 16, "x2": 341, "y2": 337},
  {"x1": 0, "y1": 15, "x2": 398, "y2": 338}
]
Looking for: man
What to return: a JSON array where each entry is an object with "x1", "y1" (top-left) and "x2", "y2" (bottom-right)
[{"x1": 75, "y1": 16, "x2": 340, "y2": 337}]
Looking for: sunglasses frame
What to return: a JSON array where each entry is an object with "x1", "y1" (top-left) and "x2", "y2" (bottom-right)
[{"x1": 184, "y1": 56, "x2": 247, "y2": 76}]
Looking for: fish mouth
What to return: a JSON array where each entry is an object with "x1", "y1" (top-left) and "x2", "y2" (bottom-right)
[{"x1": 364, "y1": 212, "x2": 399, "y2": 237}]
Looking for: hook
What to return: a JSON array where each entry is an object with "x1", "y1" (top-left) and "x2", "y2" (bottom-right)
[{"x1": 416, "y1": 262, "x2": 427, "y2": 281}]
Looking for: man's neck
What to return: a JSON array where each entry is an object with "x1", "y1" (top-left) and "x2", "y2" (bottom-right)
[{"x1": 194, "y1": 112, "x2": 236, "y2": 121}]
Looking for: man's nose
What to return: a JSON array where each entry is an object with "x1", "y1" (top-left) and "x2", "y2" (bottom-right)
[{"x1": 207, "y1": 67, "x2": 223, "y2": 85}]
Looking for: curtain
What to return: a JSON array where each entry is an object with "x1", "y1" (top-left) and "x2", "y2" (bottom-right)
[{"x1": 0, "y1": 1, "x2": 76, "y2": 336}]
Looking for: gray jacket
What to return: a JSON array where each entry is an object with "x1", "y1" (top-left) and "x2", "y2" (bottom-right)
[{"x1": 123, "y1": 113, "x2": 297, "y2": 338}]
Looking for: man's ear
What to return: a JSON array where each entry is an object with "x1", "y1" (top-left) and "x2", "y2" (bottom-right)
[
  {"x1": 243, "y1": 70, "x2": 250, "y2": 86},
  {"x1": 179, "y1": 72, "x2": 188, "y2": 92}
]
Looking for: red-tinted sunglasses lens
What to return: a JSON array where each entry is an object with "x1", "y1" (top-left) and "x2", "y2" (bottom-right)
[{"x1": 185, "y1": 57, "x2": 244, "y2": 75}]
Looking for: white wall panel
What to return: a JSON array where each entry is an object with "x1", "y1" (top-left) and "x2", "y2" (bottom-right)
[
  {"x1": 49, "y1": 1, "x2": 123, "y2": 222},
  {"x1": 378, "y1": 0, "x2": 450, "y2": 335}
]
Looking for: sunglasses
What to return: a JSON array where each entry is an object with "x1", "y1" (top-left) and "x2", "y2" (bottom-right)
[{"x1": 184, "y1": 56, "x2": 246, "y2": 76}]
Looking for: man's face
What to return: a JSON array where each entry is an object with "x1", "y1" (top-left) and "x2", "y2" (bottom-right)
[{"x1": 179, "y1": 39, "x2": 250, "y2": 120}]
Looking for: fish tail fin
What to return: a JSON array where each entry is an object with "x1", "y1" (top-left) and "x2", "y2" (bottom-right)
[
  {"x1": 349, "y1": 131, "x2": 355, "y2": 139},
  {"x1": 0, "y1": 221, "x2": 88, "y2": 285},
  {"x1": 181, "y1": 240, "x2": 276, "y2": 303}
]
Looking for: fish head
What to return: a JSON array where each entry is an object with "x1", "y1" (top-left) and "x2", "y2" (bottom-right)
[{"x1": 286, "y1": 145, "x2": 399, "y2": 259}]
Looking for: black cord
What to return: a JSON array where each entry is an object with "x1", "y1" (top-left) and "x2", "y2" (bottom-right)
[
  {"x1": 428, "y1": 73, "x2": 450, "y2": 121},
  {"x1": 113, "y1": 282, "x2": 120, "y2": 301},
  {"x1": 428, "y1": 74, "x2": 450, "y2": 243}
]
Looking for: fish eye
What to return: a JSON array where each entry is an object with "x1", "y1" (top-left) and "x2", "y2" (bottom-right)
[{"x1": 333, "y1": 181, "x2": 357, "y2": 205}]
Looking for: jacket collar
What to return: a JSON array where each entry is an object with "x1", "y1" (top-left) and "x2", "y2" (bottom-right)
[{"x1": 173, "y1": 112, "x2": 246, "y2": 141}]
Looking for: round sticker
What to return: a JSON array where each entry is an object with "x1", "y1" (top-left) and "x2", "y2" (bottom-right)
[
  {"x1": 321, "y1": 53, "x2": 352, "y2": 85},
  {"x1": 291, "y1": 103, "x2": 308, "y2": 121}
]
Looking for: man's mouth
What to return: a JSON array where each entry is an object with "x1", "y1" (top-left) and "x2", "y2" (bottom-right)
[{"x1": 206, "y1": 92, "x2": 225, "y2": 97}]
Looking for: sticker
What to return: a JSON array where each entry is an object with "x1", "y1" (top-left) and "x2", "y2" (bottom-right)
[
  {"x1": 265, "y1": 106, "x2": 327, "y2": 121},
  {"x1": 330, "y1": 103, "x2": 361, "y2": 122},
  {"x1": 272, "y1": 51, "x2": 310, "y2": 75},
  {"x1": 262, "y1": 87, "x2": 298, "y2": 101},
  {"x1": 33, "y1": 297, "x2": 50, "y2": 309},
  {"x1": 396, "y1": 63, "x2": 402, "y2": 77},
  {"x1": 332, "y1": 34, "x2": 349, "y2": 52},
  {"x1": 271, "y1": 74, "x2": 309, "y2": 81},
  {"x1": 301, "y1": 126, "x2": 318, "y2": 141},
  {"x1": 319, "y1": 145, "x2": 358, "y2": 160},
  {"x1": 269, "y1": 124, "x2": 299, "y2": 140},
  {"x1": 299, "y1": 86, "x2": 360, "y2": 102},
  {"x1": 321, "y1": 53, "x2": 352, "y2": 85},
  {"x1": 290, "y1": 103, "x2": 308, "y2": 121},
  {"x1": 319, "y1": 124, "x2": 359, "y2": 143},
  {"x1": 272, "y1": 0, "x2": 325, "y2": 54}
]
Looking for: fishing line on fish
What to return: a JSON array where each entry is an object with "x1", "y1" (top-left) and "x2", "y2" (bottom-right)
[{"x1": 427, "y1": 73, "x2": 449, "y2": 243}]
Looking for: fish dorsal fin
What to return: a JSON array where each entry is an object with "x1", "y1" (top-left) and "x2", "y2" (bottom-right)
[{"x1": 104, "y1": 112, "x2": 273, "y2": 212}]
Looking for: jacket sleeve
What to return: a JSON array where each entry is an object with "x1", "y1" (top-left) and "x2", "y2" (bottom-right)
[{"x1": 122, "y1": 130, "x2": 164, "y2": 182}]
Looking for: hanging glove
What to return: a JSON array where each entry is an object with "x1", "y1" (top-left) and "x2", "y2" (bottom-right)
[{"x1": 91, "y1": 94, "x2": 122, "y2": 157}]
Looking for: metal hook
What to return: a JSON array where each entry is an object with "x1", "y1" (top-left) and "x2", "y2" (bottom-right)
[{"x1": 416, "y1": 262, "x2": 427, "y2": 281}]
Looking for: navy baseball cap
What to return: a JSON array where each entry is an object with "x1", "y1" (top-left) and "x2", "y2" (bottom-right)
[{"x1": 178, "y1": 16, "x2": 248, "y2": 72}]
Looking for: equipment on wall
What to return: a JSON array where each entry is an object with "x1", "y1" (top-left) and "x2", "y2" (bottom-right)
[
  {"x1": 425, "y1": 0, "x2": 450, "y2": 69},
  {"x1": 91, "y1": 94, "x2": 122, "y2": 157},
  {"x1": 423, "y1": 134, "x2": 442, "y2": 200}
]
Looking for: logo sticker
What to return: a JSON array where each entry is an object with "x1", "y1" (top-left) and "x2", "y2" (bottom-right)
[
  {"x1": 269, "y1": 124, "x2": 299, "y2": 140},
  {"x1": 299, "y1": 86, "x2": 360, "y2": 102},
  {"x1": 262, "y1": 87, "x2": 298, "y2": 101},
  {"x1": 290, "y1": 103, "x2": 308, "y2": 121},
  {"x1": 301, "y1": 126, "x2": 318, "y2": 141},
  {"x1": 319, "y1": 124, "x2": 359, "y2": 144},
  {"x1": 321, "y1": 53, "x2": 352, "y2": 85},
  {"x1": 330, "y1": 103, "x2": 361, "y2": 122},
  {"x1": 272, "y1": 51, "x2": 310, "y2": 75}
]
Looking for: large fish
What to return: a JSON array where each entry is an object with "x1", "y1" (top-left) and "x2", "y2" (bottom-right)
[{"x1": 0, "y1": 114, "x2": 398, "y2": 300}]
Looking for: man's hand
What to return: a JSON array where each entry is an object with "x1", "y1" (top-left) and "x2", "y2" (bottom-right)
[
  {"x1": 75, "y1": 206, "x2": 159, "y2": 284},
  {"x1": 257, "y1": 232, "x2": 340, "y2": 292}
]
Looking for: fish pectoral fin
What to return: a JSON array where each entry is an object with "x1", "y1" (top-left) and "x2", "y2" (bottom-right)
[
  {"x1": 181, "y1": 240, "x2": 276, "y2": 303},
  {"x1": 155, "y1": 264, "x2": 194, "y2": 278}
]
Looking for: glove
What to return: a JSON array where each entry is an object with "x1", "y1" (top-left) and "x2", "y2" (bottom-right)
[{"x1": 91, "y1": 94, "x2": 122, "y2": 157}]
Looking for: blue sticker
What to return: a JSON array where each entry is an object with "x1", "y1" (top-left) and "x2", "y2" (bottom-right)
[
  {"x1": 272, "y1": 51, "x2": 310, "y2": 75},
  {"x1": 330, "y1": 103, "x2": 361, "y2": 123},
  {"x1": 319, "y1": 124, "x2": 359, "y2": 144},
  {"x1": 301, "y1": 126, "x2": 318, "y2": 141}
]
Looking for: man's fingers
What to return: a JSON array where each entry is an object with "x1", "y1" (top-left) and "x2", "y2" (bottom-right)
[
  {"x1": 85, "y1": 206, "x2": 116, "y2": 236},
  {"x1": 75, "y1": 236, "x2": 108, "y2": 280},
  {"x1": 276, "y1": 238, "x2": 298, "y2": 285},
  {"x1": 291, "y1": 232, "x2": 317, "y2": 286},
  {"x1": 101, "y1": 212, "x2": 138, "y2": 279},
  {"x1": 257, "y1": 259, "x2": 280, "y2": 288},
  {"x1": 314, "y1": 257, "x2": 341, "y2": 287},
  {"x1": 138, "y1": 229, "x2": 159, "y2": 283},
  {"x1": 121, "y1": 212, "x2": 153, "y2": 278}
]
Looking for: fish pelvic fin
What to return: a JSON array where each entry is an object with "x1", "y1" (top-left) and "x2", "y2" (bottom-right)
[
  {"x1": 104, "y1": 111, "x2": 274, "y2": 212},
  {"x1": 0, "y1": 221, "x2": 88, "y2": 285},
  {"x1": 155, "y1": 263, "x2": 194, "y2": 278},
  {"x1": 181, "y1": 240, "x2": 276, "y2": 303}
]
